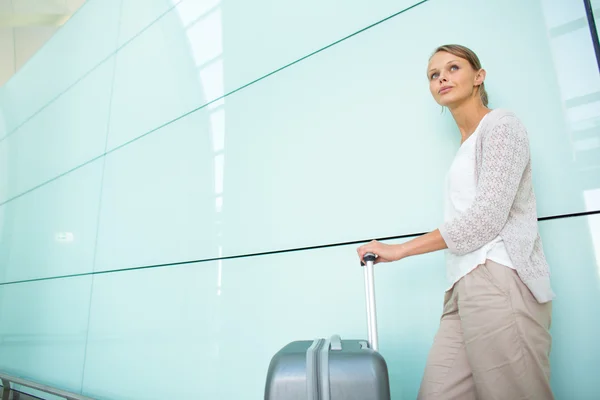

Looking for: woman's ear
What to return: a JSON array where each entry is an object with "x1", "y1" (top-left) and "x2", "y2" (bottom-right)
[{"x1": 475, "y1": 68, "x2": 486, "y2": 86}]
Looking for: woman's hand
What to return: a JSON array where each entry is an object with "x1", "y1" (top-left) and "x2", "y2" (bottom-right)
[{"x1": 357, "y1": 240, "x2": 404, "y2": 265}]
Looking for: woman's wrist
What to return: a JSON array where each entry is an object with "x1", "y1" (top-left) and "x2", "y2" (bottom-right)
[{"x1": 394, "y1": 243, "x2": 409, "y2": 261}]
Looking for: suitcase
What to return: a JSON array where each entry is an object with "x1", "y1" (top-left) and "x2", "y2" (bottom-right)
[{"x1": 264, "y1": 252, "x2": 391, "y2": 400}]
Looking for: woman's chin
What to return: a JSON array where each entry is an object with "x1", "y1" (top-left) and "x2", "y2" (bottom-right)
[{"x1": 437, "y1": 96, "x2": 463, "y2": 109}]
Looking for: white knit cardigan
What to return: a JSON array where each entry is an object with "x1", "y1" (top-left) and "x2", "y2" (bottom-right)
[{"x1": 439, "y1": 108, "x2": 555, "y2": 303}]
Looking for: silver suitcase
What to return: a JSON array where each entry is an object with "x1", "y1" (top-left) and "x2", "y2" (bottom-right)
[{"x1": 264, "y1": 253, "x2": 391, "y2": 400}]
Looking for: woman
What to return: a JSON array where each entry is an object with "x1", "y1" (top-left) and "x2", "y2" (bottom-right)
[{"x1": 357, "y1": 44, "x2": 555, "y2": 399}]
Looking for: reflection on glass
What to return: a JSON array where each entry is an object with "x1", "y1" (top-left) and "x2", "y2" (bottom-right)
[
  {"x1": 541, "y1": 0, "x2": 600, "y2": 192},
  {"x1": 173, "y1": 0, "x2": 226, "y2": 296},
  {"x1": 216, "y1": 196, "x2": 223, "y2": 213},
  {"x1": 585, "y1": 188, "x2": 600, "y2": 210},
  {"x1": 214, "y1": 153, "x2": 224, "y2": 194},
  {"x1": 199, "y1": 59, "x2": 225, "y2": 108},
  {"x1": 188, "y1": 9, "x2": 223, "y2": 66},
  {"x1": 174, "y1": 0, "x2": 220, "y2": 27},
  {"x1": 54, "y1": 232, "x2": 74, "y2": 243},
  {"x1": 210, "y1": 109, "x2": 225, "y2": 152}
]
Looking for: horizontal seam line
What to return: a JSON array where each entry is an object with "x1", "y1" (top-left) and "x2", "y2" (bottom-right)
[
  {"x1": 0, "y1": 231, "x2": 426, "y2": 286},
  {"x1": 1, "y1": 208, "x2": 599, "y2": 286},
  {"x1": 537, "y1": 209, "x2": 600, "y2": 221}
]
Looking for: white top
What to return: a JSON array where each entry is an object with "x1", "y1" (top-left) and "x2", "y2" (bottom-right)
[
  {"x1": 438, "y1": 109, "x2": 554, "y2": 303},
  {"x1": 444, "y1": 114, "x2": 514, "y2": 291}
]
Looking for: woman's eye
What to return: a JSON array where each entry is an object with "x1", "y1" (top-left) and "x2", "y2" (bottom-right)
[
  {"x1": 450, "y1": 65, "x2": 459, "y2": 71},
  {"x1": 431, "y1": 72, "x2": 439, "y2": 80}
]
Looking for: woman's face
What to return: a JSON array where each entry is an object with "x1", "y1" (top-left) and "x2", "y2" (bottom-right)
[{"x1": 427, "y1": 51, "x2": 484, "y2": 108}]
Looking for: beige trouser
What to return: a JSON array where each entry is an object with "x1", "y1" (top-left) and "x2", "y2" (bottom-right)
[{"x1": 417, "y1": 259, "x2": 553, "y2": 400}]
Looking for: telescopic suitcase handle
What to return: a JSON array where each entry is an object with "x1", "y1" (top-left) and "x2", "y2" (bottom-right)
[{"x1": 363, "y1": 252, "x2": 379, "y2": 351}]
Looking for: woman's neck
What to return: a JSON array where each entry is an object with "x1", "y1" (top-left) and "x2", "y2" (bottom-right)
[{"x1": 450, "y1": 100, "x2": 491, "y2": 144}]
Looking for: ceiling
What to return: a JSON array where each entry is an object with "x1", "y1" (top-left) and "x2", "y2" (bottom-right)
[{"x1": 0, "y1": 0, "x2": 85, "y2": 27}]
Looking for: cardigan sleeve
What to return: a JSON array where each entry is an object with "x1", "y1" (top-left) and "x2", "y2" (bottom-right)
[{"x1": 439, "y1": 116, "x2": 530, "y2": 255}]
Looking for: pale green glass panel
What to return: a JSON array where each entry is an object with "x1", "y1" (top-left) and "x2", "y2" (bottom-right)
[
  {"x1": 106, "y1": 0, "x2": 423, "y2": 149},
  {"x1": 0, "y1": 58, "x2": 113, "y2": 204},
  {"x1": 542, "y1": 214, "x2": 600, "y2": 399},
  {"x1": 106, "y1": 2, "x2": 207, "y2": 150},
  {"x1": 81, "y1": 263, "x2": 221, "y2": 399},
  {"x1": 94, "y1": 108, "x2": 218, "y2": 272},
  {"x1": 0, "y1": 0, "x2": 121, "y2": 137},
  {"x1": 82, "y1": 215, "x2": 599, "y2": 399},
  {"x1": 0, "y1": 160, "x2": 103, "y2": 283},
  {"x1": 94, "y1": 0, "x2": 600, "y2": 270},
  {"x1": 547, "y1": 22, "x2": 599, "y2": 101},
  {"x1": 218, "y1": 0, "x2": 422, "y2": 97},
  {"x1": 219, "y1": 0, "x2": 599, "y2": 256},
  {"x1": 0, "y1": 276, "x2": 92, "y2": 393},
  {"x1": 542, "y1": 0, "x2": 600, "y2": 191},
  {"x1": 541, "y1": 0, "x2": 589, "y2": 26},
  {"x1": 117, "y1": 0, "x2": 177, "y2": 46},
  {"x1": 81, "y1": 242, "x2": 439, "y2": 399}
]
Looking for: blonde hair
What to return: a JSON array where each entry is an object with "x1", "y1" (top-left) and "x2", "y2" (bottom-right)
[{"x1": 432, "y1": 44, "x2": 488, "y2": 107}]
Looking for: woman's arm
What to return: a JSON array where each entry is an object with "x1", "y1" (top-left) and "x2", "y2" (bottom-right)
[
  {"x1": 357, "y1": 115, "x2": 530, "y2": 264},
  {"x1": 439, "y1": 116, "x2": 530, "y2": 255},
  {"x1": 357, "y1": 229, "x2": 447, "y2": 264}
]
